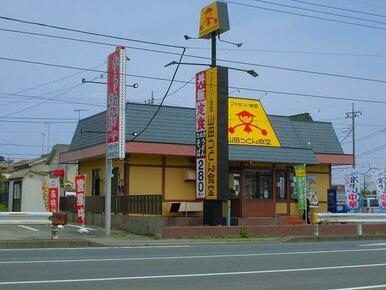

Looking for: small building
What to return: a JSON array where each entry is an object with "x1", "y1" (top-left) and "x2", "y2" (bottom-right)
[
  {"x1": 60, "y1": 102, "x2": 352, "y2": 232},
  {"x1": 5, "y1": 144, "x2": 77, "y2": 212}
]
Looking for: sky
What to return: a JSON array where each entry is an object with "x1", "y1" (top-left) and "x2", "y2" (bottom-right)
[{"x1": 0, "y1": 0, "x2": 385, "y2": 185}]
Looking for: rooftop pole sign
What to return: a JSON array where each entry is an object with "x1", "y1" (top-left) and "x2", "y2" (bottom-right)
[
  {"x1": 199, "y1": 1, "x2": 230, "y2": 39},
  {"x1": 106, "y1": 46, "x2": 126, "y2": 160}
]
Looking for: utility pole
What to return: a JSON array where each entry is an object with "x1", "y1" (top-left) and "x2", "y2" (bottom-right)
[
  {"x1": 74, "y1": 109, "x2": 88, "y2": 121},
  {"x1": 41, "y1": 133, "x2": 46, "y2": 155},
  {"x1": 345, "y1": 103, "x2": 361, "y2": 168}
]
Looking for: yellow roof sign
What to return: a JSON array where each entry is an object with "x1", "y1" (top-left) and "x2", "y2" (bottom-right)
[
  {"x1": 199, "y1": 2, "x2": 230, "y2": 39},
  {"x1": 228, "y1": 97, "x2": 281, "y2": 147}
]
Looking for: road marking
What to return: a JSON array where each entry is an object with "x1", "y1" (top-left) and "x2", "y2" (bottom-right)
[
  {"x1": 360, "y1": 243, "x2": 386, "y2": 247},
  {"x1": 329, "y1": 284, "x2": 386, "y2": 290},
  {"x1": 0, "y1": 245, "x2": 191, "y2": 252},
  {"x1": 65, "y1": 224, "x2": 97, "y2": 231},
  {"x1": 1, "y1": 247, "x2": 385, "y2": 264},
  {"x1": 1, "y1": 262, "x2": 386, "y2": 285},
  {"x1": 17, "y1": 225, "x2": 39, "y2": 232}
]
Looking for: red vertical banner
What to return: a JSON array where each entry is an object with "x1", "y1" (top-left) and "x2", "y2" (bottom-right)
[
  {"x1": 106, "y1": 46, "x2": 126, "y2": 160},
  {"x1": 75, "y1": 175, "x2": 86, "y2": 225},
  {"x1": 48, "y1": 178, "x2": 60, "y2": 212}
]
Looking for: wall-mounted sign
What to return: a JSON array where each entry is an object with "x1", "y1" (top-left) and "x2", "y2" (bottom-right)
[
  {"x1": 195, "y1": 66, "x2": 228, "y2": 201},
  {"x1": 228, "y1": 97, "x2": 281, "y2": 147},
  {"x1": 106, "y1": 46, "x2": 126, "y2": 160},
  {"x1": 75, "y1": 175, "x2": 86, "y2": 225},
  {"x1": 48, "y1": 178, "x2": 60, "y2": 213},
  {"x1": 199, "y1": 1, "x2": 230, "y2": 39},
  {"x1": 344, "y1": 169, "x2": 361, "y2": 210}
]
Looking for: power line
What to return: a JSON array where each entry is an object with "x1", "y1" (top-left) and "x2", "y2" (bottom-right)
[
  {"x1": 225, "y1": 1, "x2": 386, "y2": 31},
  {"x1": 348, "y1": 0, "x2": 386, "y2": 10},
  {"x1": 248, "y1": 0, "x2": 386, "y2": 25},
  {"x1": 288, "y1": 0, "x2": 386, "y2": 18},
  {"x1": 0, "y1": 143, "x2": 45, "y2": 148},
  {"x1": 2, "y1": 28, "x2": 386, "y2": 83},
  {"x1": 0, "y1": 120, "x2": 77, "y2": 124},
  {"x1": 2, "y1": 56, "x2": 386, "y2": 106},
  {"x1": 0, "y1": 116, "x2": 78, "y2": 120},
  {"x1": 0, "y1": 15, "x2": 184, "y2": 50}
]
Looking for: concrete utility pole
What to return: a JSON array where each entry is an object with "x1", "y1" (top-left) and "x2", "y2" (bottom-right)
[{"x1": 345, "y1": 103, "x2": 361, "y2": 168}]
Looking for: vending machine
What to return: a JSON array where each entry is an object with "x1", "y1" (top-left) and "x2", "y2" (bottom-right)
[{"x1": 328, "y1": 186, "x2": 348, "y2": 213}]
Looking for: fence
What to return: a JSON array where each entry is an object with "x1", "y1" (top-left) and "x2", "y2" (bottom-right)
[{"x1": 60, "y1": 195, "x2": 162, "y2": 215}]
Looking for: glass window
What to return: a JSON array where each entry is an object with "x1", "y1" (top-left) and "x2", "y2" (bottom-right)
[
  {"x1": 92, "y1": 169, "x2": 101, "y2": 196},
  {"x1": 276, "y1": 172, "x2": 287, "y2": 200},
  {"x1": 229, "y1": 173, "x2": 240, "y2": 199},
  {"x1": 289, "y1": 172, "x2": 297, "y2": 200},
  {"x1": 245, "y1": 170, "x2": 272, "y2": 200}
]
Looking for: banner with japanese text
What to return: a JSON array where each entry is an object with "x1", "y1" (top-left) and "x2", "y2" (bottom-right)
[
  {"x1": 344, "y1": 169, "x2": 361, "y2": 210},
  {"x1": 106, "y1": 46, "x2": 126, "y2": 160},
  {"x1": 294, "y1": 165, "x2": 306, "y2": 210},
  {"x1": 48, "y1": 178, "x2": 60, "y2": 213},
  {"x1": 75, "y1": 175, "x2": 86, "y2": 225},
  {"x1": 372, "y1": 169, "x2": 386, "y2": 210}
]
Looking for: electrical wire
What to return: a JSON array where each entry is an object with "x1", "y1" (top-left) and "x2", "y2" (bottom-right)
[
  {"x1": 248, "y1": 0, "x2": 386, "y2": 25},
  {"x1": 1, "y1": 56, "x2": 386, "y2": 106},
  {"x1": 0, "y1": 15, "x2": 184, "y2": 49},
  {"x1": 130, "y1": 48, "x2": 186, "y2": 141},
  {"x1": 287, "y1": 0, "x2": 386, "y2": 18},
  {"x1": 2, "y1": 28, "x2": 386, "y2": 83},
  {"x1": 225, "y1": 0, "x2": 386, "y2": 31}
]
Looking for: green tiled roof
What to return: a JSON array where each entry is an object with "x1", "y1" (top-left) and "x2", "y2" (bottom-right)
[{"x1": 69, "y1": 102, "x2": 343, "y2": 164}]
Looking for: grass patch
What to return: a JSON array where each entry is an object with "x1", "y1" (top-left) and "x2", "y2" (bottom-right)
[
  {"x1": 239, "y1": 227, "x2": 253, "y2": 238},
  {"x1": 0, "y1": 203, "x2": 7, "y2": 212}
]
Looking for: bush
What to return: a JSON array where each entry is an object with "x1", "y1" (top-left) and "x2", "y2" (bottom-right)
[
  {"x1": 0, "y1": 203, "x2": 7, "y2": 212},
  {"x1": 239, "y1": 227, "x2": 252, "y2": 238}
]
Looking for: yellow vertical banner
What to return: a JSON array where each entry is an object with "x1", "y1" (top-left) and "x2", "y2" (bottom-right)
[{"x1": 205, "y1": 67, "x2": 218, "y2": 200}]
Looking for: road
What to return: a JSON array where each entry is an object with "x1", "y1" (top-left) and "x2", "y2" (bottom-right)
[{"x1": 0, "y1": 240, "x2": 386, "y2": 290}]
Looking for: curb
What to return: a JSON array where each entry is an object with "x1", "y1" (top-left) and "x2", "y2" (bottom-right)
[{"x1": 0, "y1": 239, "x2": 99, "y2": 249}]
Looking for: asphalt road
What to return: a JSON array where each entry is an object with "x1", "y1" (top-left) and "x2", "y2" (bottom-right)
[{"x1": 0, "y1": 240, "x2": 386, "y2": 290}]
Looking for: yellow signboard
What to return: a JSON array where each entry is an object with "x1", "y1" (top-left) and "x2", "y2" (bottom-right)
[
  {"x1": 199, "y1": 2, "x2": 230, "y2": 39},
  {"x1": 228, "y1": 97, "x2": 281, "y2": 147},
  {"x1": 205, "y1": 67, "x2": 218, "y2": 200}
]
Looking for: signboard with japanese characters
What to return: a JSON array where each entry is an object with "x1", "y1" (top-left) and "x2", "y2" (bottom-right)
[
  {"x1": 75, "y1": 175, "x2": 86, "y2": 225},
  {"x1": 228, "y1": 97, "x2": 281, "y2": 147},
  {"x1": 195, "y1": 66, "x2": 228, "y2": 201},
  {"x1": 199, "y1": 1, "x2": 230, "y2": 39},
  {"x1": 294, "y1": 165, "x2": 306, "y2": 210},
  {"x1": 344, "y1": 169, "x2": 361, "y2": 210},
  {"x1": 372, "y1": 169, "x2": 386, "y2": 210},
  {"x1": 48, "y1": 178, "x2": 60, "y2": 213},
  {"x1": 195, "y1": 70, "x2": 207, "y2": 200},
  {"x1": 106, "y1": 46, "x2": 126, "y2": 160}
]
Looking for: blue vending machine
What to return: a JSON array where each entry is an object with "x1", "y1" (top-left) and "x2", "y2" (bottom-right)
[{"x1": 328, "y1": 186, "x2": 348, "y2": 213}]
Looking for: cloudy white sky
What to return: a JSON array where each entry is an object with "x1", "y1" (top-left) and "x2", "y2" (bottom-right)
[{"x1": 0, "y1": 0, "x2": 385, "y2": 183}]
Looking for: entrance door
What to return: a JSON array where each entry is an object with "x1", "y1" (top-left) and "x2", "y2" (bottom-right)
[
  {"x1": 243, "y1": 170, "x2": 274, "y2": 217},
  {"x1": 12, "y1": 181, "x2": 22, "y2": 212}
]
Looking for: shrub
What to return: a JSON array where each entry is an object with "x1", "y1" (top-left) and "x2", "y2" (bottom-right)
[{"x1": 239, "y1": 227, "x2": 252, "y2": 238}]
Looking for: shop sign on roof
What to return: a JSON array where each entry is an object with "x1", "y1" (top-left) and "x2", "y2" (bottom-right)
[
  {"x1": 228, "y1": 97, "x2": 281, "y2": 147},
  {"x1": 199, "y1": 1, "x2": 230, "y2": 39}
]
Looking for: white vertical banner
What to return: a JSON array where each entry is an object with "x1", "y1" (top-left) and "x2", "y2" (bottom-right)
[
  {"x1": 195, "y1": 70, "x2": 206, "y2": 200},
  {"x1": 372, "y1": 169, "x2": 386, "y2": 210},
  {"x1": 344, "y1": 169, "x2": 361, "y2": 211}
]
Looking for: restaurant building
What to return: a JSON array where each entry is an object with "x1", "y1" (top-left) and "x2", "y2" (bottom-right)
[{"x1": 60, "y1": 101, "x2": 352, "y2": 229}]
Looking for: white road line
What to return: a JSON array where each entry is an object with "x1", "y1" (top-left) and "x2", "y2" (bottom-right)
[
  {"x1": 1, "y1": 247, "x2": 386, "y2": 264},
  {"x1": 0, "y1": 245, "x2": 192, "y2": 252},
  {"x1": 17, "y1": 225, "x2": 39, "y2": 232},
  {"x1": 360, "y1": 243, "x2": 386, "y2": 247},
  {"x1": 1, "y1": 262, "x2": 386, "y2": 285},
  {"x1": 65, "y1": 224, "x2": 97, "y2": 231},
  {"x1": 329, "y1": 284, "x2": 386, "y2": 290}
]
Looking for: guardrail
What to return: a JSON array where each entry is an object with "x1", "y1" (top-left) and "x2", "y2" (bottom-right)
[
  {"x1": 313, "y1": 213, "x2": 386, "y2": 237},
  {"x1": 0, "y1": 212, "x2": 67, "y2": 240}
]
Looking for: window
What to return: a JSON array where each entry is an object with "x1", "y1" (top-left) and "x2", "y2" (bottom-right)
[
  {"x1": 245, "y1": 170, "x2": 272, "y2": 200},
  {"x1": 12, "y1": 181, "x2": 22, "y2": 211},
  {"x1": 289, "y1": 172, "x2": 297, "y2": 200},
  {"x1": 111, "y1": 167, "x2": 119, "y2": 195},
  {"x1": 276, "y1": 172, "x2": 287, "y2": 200},
  {"x1": 229, "y1": 172, "x2": 240, "y2": 199},
  {"x1": 92, "y1": 169, "x2": 101, "y2": 196}
]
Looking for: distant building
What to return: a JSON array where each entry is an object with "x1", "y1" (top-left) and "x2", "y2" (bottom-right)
[{"x1": 5, "y1": 144, "x2": 77, "y2": 212}]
